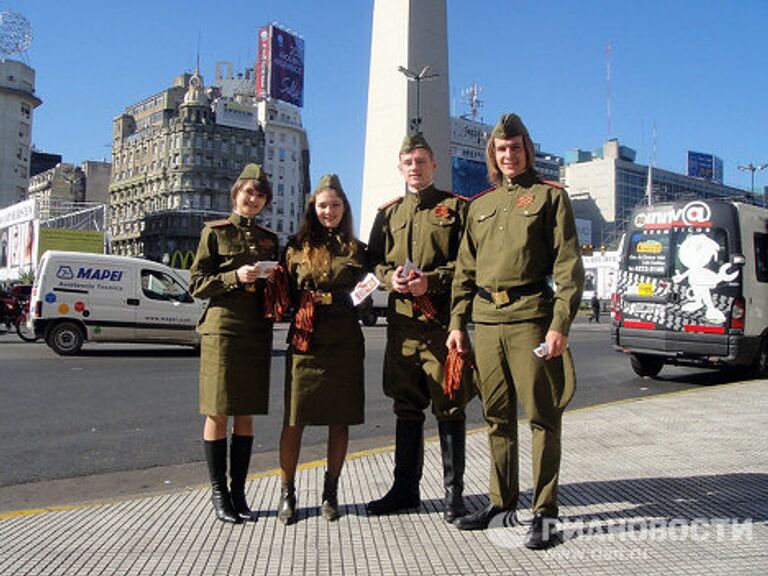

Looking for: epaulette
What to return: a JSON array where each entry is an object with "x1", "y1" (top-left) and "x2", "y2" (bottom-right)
[
  {"x1": 378, "y1": 196, "x2": 403, "y2": 210},
  {"x1": 206, "y1": 218, "x2": 232, "y2": 228},
  {"x1": 469, "y1": 186, "x2": 495, "y2": 201},
  {"x1": 254, "y1": 223, "x2": 278, "y2": 236},
  {"x1": 539, "y1": 179, "x2": 566, "y2": 190},
  {"x1": 445, "y1": 190, "x2": 470, "y2": 202}
]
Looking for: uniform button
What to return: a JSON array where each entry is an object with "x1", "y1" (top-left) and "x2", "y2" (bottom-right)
[
  {"x1": 499, "y1": 226, "x2": 504, "y2": 230},
  {"x1": 525, "y1": 210, "x2": 529, "y2": 215},
  {"x1": 503, "y1": 208, "x2": 508, "y2": 212}
]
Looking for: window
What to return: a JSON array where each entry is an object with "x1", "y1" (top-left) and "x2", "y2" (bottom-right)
[
  {"x1": 141, "y1": 270, "x2": 193, "y2": 302},
  {"x1": 756, "y1": 233, "x2": 768, "y2": 283}
]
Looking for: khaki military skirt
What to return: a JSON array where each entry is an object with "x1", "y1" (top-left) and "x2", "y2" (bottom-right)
[
  {"x1": 284, "y1": 307, "x2": 364, "y2": 426},
  {"x1": 199, "y1": 331, "x2": 273, "y2": 416}
]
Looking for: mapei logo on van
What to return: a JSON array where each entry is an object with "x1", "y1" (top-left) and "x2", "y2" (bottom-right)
[
  {"x1": 634, "y1": 201, "x2": 712, "y2": 230},
  {"x1": 56, "y1": 266, "x2": 75, "y2": 280},
  {"x1": 76, "y1": 267, "x2": 125, "y2": 282}
]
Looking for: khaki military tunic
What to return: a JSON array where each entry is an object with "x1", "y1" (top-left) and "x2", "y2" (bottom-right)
[
  {"x1": 450, "y1": 170, "x2": 584, "y2": 515},
  {"x1": 368, "y1": 185, "x2": 472, "y2": 422},
  {"x1": 190, "y1": 212, "x2": 279, "y2": 416},
  {"x1": 283, "y1": 234, "x2": 367, "y2": 426}
]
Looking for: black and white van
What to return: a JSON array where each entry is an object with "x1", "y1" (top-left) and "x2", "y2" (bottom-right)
[{"x1": 612, "y1": 200, "x2": 768, "y2": 378}]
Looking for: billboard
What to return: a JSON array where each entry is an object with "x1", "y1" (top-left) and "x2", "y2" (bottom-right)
[
  {"x1": 215, "y1": 100, "x2": 259, "y2": 131},
  {"x1": 0, "y1": 199, "x2": 36, "y2": 281},
  {"x1": 687, "y1": 151, "x2": 723, "y2": 184},
  {"x1": 37, "y1": 228, "x2": 104, "y2": 258},
  {"x1": 255, "y1": 24, "x2": 305, "y2": 107}
]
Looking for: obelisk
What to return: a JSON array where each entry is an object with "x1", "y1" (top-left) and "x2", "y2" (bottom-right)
[{"x1": 359, "y1": 0, "x2": 450, "y2": 239}]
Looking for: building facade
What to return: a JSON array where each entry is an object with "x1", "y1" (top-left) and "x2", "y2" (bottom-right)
[
  {"x1": 0, "y1": 59, "x2": 42, "y2": 209},
  {"x1": 213, "y1": 61, "x2": 310, "y2": 241},
  {"x1": 450, "y1": 116, "x2": 564, "y2": 198},
  {"x1": 565, "y1": 139, "x2": 749, "y2": 246},
  {"x1": 108, "y1": 71, "x2": 266, "y2": 263}
]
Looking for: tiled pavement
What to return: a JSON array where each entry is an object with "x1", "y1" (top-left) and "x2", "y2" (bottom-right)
[{"x1": 1, "y1": 380, "x2": 766, "y2": 575}]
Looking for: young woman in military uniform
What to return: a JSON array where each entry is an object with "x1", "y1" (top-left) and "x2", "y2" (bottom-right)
[
  {"x1": 190, "y1": 164, "x2": 279, "y2": 524},
  {"x1": 276, "y1": 174, "x2": 367, "y2": 524},
  {"x1": 447, "y1": 114, "x2": 584, "y2": 548}
]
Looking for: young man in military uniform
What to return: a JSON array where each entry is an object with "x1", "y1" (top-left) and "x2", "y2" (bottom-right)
[
  {"x1": 366, "y1": 133, "x2": 472, "y2": 523},
  {"x1": 447, "y1": 114, "x2": 584, "y2": 548}
]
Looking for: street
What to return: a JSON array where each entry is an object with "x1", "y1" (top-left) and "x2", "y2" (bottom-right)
[{"x1": 0, "y1": 317, "x2": 748, "y2": 510}]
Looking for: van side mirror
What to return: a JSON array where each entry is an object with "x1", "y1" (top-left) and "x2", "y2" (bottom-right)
[{"x1": 730, "y1": 254, "x2": 746, "y2": 266}]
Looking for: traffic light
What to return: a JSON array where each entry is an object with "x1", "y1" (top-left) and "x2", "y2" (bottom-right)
[{"x1": 581, "y1": 243, "x2": 594, "y2": 256}]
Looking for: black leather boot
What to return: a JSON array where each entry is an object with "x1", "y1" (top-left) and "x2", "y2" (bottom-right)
[
  {"x1": 204, "y1": 438, "x2": 242, "y2": 524},
  {"x1": 438, "y1": 420, "x2": 468, "y2": 523},
  {"x1": 366, "y1": 419, "x2": 423, "y2": 515},
  {"x1": 321, "y1": 472, "x2": 340, "y2": 521},
  {"x1": 454, "y1": 503, "x2": 508, "y2": 531},
  {"x1": 524, "y1": 513, "x2": 558, "y2": 549},
  {"x1": 278, "y1": 480, "x2": 297, "y2": 525},
  {"x1": 229, "y1": 434, "x2": 257, "y2": 522}
]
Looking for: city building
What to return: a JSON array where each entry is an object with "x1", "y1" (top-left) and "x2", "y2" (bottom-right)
[
  {"x1": 213, "y1": 59, "x2": 309, "y2": 242},
  {"x1": 0, "y1": 59, "x2": 42, "y2": 209},
  {"x1": 108, "y1": 70, "x2": 266, "y2": 263},
  {"x1": 565, "y1": 139, "x2": 749, "y2": 246},
  {"x1": 450, "y1": 115, "x2": 564, "y2": 198},
  {"x1": 30, "y1": 150, "x2": 62, "y2": 178},
  {"x1": 28, "y1": 160, "x2": 111, "y2": 221}
]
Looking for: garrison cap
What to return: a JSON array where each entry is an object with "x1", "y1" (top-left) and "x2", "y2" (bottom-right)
[
  {"x1": 315, "y1": 173, "x2": 344, "y2": 195},
  {"x1": 237, "y1": 163, "x2": 270, "y2": 184},
  {"x1": 491, "y1": 113, "x2": 531, "y2": 140},
  {"x1": 399, "y1": 132, "x2": 433, "y2": 155}
]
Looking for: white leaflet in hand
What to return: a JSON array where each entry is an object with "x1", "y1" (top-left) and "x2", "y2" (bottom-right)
[
  {"x1": 533, "y1": 342, "x2": 549, "y2": 358},
  {"x1": 351, "y1": 273, "x2": 381, "y2": 306},
  {"x1": 401, "y1": 258, "x2": 422, "y2": 278},
  {"x1": 257, "y1": 261, "x2": 278, "y2": 278}
]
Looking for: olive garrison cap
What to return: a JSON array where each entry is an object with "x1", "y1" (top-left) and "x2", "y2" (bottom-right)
[
  {"x1": 491, "y1": 113, "x2": 531, "y2": 140},
  {"x1": 399, "y1": 132, "x2": 433, "y2": 155},
  {"x1": 237, "y1": 163, "x2": 270, "y2": 184},
  {"x1": 315, "y1": 173, "x2": 344, "y2": 195}
]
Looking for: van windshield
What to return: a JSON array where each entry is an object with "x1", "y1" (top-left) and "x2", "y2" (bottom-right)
[{"x1": 626, "y1": 229, "x2": 729, "y2": 279}]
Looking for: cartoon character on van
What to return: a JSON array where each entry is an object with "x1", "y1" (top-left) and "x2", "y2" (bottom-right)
[{"x1": 672, "y1": 234, "x2": 739, "y2": 324}]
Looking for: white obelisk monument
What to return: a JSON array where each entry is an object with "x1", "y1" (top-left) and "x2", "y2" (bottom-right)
[{"x1": 359, "y1": 0, "x2": 451, "y2": 239}]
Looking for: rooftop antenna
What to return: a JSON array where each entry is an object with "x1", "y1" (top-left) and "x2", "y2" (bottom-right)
[
  {"x1": 605, "y1": 43, "x2": 612, "y2": 140},
  {"x1": 0, "y1": 11, "x2": 33, "y2": 63},
  {"x1": 460, "y1": 82, "x2": 483, "y2": 122},
  {"x1": 646, "y1": 122, "x2": 656, "y2": 206}
]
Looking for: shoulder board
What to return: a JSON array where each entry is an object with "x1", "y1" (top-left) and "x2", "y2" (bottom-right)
[
  {"x1": 469, "y1": 186, "x2": 496, "y2": 201},
  {"x1": 378, "y1": 196, "x2": 403, "y2": 210},
  {"x1": 206, "y1": 218, "x2": 232, "y2": 228},
  {"x1": 254, "y1": 223, "x2": 278, "y2": 236},
  {"x1": 539, "y1": 179, "x2": 566, "y2": 190},
  {"x1": 444, "y1": 190, "x2": 470, "y2": 202}
]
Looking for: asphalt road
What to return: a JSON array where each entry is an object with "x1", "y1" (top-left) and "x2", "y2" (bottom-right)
[{"x1": 0, "y1": 317, "x2": 749, "y2": 511}]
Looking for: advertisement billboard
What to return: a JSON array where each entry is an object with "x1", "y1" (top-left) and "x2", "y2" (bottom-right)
[
  {"x1": 0, "y1": 199, "x2": 37, "y2": 281},
  {"x1": 687, "y1": 151, "x2": 723, "y2": 184},
  {"x1": 215, "y1": 100, "x2": 259, "y2": 131},
  {"x1": 37, "y1": 228, "x2": 104, "y2": 258},
  {"x1": 255, "y1": 24, "x2": 305, "y2": 107}
]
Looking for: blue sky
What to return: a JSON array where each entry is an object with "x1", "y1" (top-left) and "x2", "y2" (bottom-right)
[{"x1": 5, "y1": 0, "x2": 767, "y2": 221}]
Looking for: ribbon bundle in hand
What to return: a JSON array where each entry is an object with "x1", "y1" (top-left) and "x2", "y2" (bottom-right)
[
  {"x1": 291, "y1": 291, "x2": 316, "y2": 352},
  {"x1": 413, "y1": 294, "x2": 437, "y2": 320},
  {"x1": 264, "y1": 265, "x2": 291, "y2": 321},
  {"x1": 444, "y1": 347, "x2": 470, "y2": 400}
]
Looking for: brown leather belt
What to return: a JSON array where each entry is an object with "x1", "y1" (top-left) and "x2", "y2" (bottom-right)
[{"x1": 477, "y1": 280, "x2": 548, "y2": 306}]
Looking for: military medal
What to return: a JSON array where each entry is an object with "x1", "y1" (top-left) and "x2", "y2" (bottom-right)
[
  {"x1": 434, "y1": 204, "x2": 450, "y2": 218},
  {"x1": 515, "y1": 193, "x2": 535, "y2": 209}
]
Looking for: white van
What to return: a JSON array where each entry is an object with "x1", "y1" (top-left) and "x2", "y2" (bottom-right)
[
  {"x1": 612, "y1": 200, "x2": 768, "y2": 377},
  {"x1": 31, "y1": 251, "x2": 206, "y2": 355}
]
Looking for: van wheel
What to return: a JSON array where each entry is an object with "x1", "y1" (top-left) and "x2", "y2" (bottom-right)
[
  {"x1": 47, "y1": 322, "x2": 84, "y2": 356},
  {"x1": 361, "y1": 311, "x2": 378, "y2": 327},
  {"x1": 754, "y1": 337, "x2": 768, "y2": 378},
  {"x1": 630, "y1": 354, "x2": 664, "y2": 378}
]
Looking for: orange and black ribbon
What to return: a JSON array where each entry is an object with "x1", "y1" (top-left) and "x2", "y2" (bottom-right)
[
  {"x1": 264, "y1": 264, "x2": 291, "y2": 321},
  {"x1": 413, "y1": 294, "x2": 437, "y2": 320},
  {"x1": 291, "y1": 291, "x2": 316, "y2": 352},
  {"x1": 444, "y1": 348, "x2": 471, "y2": 400}
]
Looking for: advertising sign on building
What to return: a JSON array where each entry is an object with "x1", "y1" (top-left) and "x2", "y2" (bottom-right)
[
  {"x1": 687, "y1": 151, "x2": 723, "y2": 184},
  {"x1": 215, "y1": 100, "x2": 259, "y2": 131},
  {"x1": 575, "y1": 218, "x2": 593, "y2": 246},
  {"x1": 0, "y1": 199, "x2": 37, "y2": 281},
  {"x1": 255, "y1": 24, "x2": 305, "y2": 108}
]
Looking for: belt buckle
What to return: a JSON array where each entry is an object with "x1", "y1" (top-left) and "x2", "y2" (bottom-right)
[
  {"x1": 491, "y1": 290, "x2": 510, "y2": 306},
  {"x1": 317, "y1": 292, "x2": 333, "y2": 305}
]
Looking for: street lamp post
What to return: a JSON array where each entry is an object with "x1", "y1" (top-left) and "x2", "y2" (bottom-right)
[
  {"x1": 397, "y1": 65, "x2": 440, "y2": 133},
  {"x1": 737, "y1": 162, "x2": 768, "y2": 203}
]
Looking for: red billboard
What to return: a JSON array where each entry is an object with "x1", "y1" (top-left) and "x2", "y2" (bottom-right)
[{"x1": 254, "y1": 24, "x2": 304, "y2": 108}]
